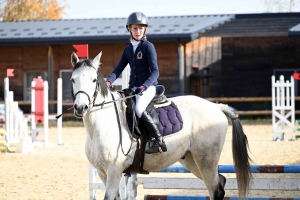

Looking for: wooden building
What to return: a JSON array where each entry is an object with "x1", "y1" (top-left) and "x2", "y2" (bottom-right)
[
  {"x1": 0, "y1": 13, "x2": 299, "y2": 113},
  {"x1": 200, "y1": 13, "x2": 300, "y2": 99}
]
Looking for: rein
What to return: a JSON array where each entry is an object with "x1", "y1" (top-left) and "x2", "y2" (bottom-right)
[
  {"x1": 94, "y1": 93, "x2": 137, "y2": 109},
  {"x1": 56, "y1": 87, "x2": 137, "y2": 118},
  {"x1": 109, "y1": 90, "x2": 133, "y2": 157},
  {"x1": 56, "y1": 78, "x2": 136, "y2": 157}
]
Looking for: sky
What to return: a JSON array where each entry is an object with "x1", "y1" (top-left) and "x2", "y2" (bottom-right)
[{"x1": 61, "y1": 0, "x2": 267, "y2": 19}]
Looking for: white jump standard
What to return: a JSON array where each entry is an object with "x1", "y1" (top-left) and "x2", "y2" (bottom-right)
[{"x1": 271, "y1": 75, "x2": 295, "y2": 141}]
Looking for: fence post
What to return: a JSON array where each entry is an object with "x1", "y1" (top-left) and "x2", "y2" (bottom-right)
[
  {"x1": 31, "y1": 80, "x2": 36, "y2": 142},
  {"x1": 4, "y1": 78, "x2": 10, "y2": 145},
  {"x1": 8, "y1": 91, "x2": 14, "y2": 142},
  {"x1": 57, "y1": 78, "x2": 63, "y2": 145},
  {"x1": 43, "y1": 80, "x2": 49, "y2": 147}
]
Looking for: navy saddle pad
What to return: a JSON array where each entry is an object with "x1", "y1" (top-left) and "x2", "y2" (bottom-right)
[{"x1": 127, "y1": 101, "x2": 183, "y2": 138}]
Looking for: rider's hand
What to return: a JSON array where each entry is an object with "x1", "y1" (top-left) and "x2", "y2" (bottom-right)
[
  {"x1": 106, "y1": 81, "x2": 113, "y2": 90},
  {"x1": 134, "y1": 85, "x2": 147, "y2": 96}
]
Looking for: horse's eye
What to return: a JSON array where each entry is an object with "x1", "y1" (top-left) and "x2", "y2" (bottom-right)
[
  {"x1": 71, "y1": 78, "x2": 75, "y2": 83},
  {"x1": 93, "y1": 79, "x2": 97, "y2": 83}
]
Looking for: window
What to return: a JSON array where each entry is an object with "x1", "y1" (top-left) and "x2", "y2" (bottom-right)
[
  {"x1": 24, "y1": 71, "x2": 47, "y2": 101},
  {"x1": 60, "y1": 70, "x2": 73, "y2": 100}
]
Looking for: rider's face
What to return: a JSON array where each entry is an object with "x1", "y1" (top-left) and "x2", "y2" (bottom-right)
[{"x1": 130, "y1": 24, "x2": 146, "y2": 40}]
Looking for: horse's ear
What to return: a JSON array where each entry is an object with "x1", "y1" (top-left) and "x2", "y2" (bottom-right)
[
  {"x1": 71, "y1": 52, "x2": 80, "y2": 67},
  {"x1": 92, "y1": 52, "x2": 102, "y2": 70}
]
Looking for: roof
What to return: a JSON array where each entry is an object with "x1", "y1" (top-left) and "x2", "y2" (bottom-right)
[
  {"x1": 0, "y1": 13, "x2": 299, "y2": 46},
  {"x1": 0, "y1": 15, "x2": 234, "y2": 46},
  {"x1": 201, "y1": 13, "x2": 300, "y2": 38},
  {"x1": 288, "y1": 23, "x2": 300, "y2": 38}
]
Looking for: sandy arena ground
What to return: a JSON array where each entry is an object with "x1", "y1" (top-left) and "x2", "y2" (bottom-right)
[{"x1": 1, "y1": 123, "x2": 300, "y2": 200}]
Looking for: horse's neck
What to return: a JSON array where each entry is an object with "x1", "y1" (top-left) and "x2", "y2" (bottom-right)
[{"x1": 83, "y1": 91, "x2": 127, "y2": 139}]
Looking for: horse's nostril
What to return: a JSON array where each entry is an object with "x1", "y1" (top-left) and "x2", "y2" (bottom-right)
[
  {"x1": 74, "y1": 104, "x2": 78, "y2": 110},
  {"x1": 85, "y1": 105, "x2": 88, "y2": 110}
]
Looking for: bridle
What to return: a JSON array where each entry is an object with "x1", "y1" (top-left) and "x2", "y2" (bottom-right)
[
  {"x1": 69, "y1": 67, "x2": 136, "y2": 157},
  {"x1": 72, "y1": 73, "x2": 136, "y2": 109},
  {"x1": 71, "y1": 65, "x2": 100, "y2": 109}
]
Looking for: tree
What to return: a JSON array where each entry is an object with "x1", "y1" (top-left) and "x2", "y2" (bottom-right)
[
  {"x1": 0, "y1": 0, "x2": 68, "y2": 21},
  {"x1": 264, "y1": 0, "x2": 300, "y2": 12}
]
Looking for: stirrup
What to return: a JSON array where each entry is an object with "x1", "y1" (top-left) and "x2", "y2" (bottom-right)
[{"x1": 145, "y1": 140, "x2": 167, "y2": 154}]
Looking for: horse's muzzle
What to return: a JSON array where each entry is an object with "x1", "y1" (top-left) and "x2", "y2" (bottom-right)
[{"x1": 74, "y1": 104, "x2": 89, "y2": 118}]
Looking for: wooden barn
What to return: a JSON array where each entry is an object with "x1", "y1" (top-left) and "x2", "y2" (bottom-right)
[{"x1": 0, "y1": 12, "x2": 299, "y2": 113}]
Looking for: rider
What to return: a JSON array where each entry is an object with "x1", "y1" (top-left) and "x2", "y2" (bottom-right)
[{"x1": 106, "y1": 12, "x2": 167, "y2": 154}]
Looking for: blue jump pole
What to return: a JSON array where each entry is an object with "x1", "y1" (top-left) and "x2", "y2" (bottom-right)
[
  {"x1": 144, "y1": 195, "x2": 300, "y2": 200},
  {"x1": 157, "y1": 163, "x2": 300, "y2": 173}
]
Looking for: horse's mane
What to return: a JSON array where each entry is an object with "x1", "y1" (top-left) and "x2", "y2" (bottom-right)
[{"x1": 73, "y1": 59, "x2": 108, "y2": 97}]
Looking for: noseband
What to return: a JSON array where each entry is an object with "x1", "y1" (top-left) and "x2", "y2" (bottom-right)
[{"x1": 72, "y1": 82, "x2": 99, "y2": 108}]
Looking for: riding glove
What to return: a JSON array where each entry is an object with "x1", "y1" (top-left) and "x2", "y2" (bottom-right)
[
  {"x1": 134, "y1": 86, "x2": 147, "y2": 95},
  {"x1": 106, "y1": 81, "x2": 113, "y2": 90}
]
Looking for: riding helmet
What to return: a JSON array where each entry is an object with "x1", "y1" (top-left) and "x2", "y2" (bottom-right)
[{"x1": 126, "y1": 12, "x2": 148, "y2": 30}]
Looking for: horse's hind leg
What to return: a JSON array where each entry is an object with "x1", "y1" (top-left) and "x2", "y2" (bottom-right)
[
  {"x1": 180, "y1": 153, "x2": 225, "y2": 200},
  {"x1": 219, "y1": 173, "x2": 226, "y2": 188},
  {"x1": 195, "y1": 162, "x2": 225, "y2": 199}
]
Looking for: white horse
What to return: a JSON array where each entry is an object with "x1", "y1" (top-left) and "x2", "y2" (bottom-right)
[{"x1": 70, "y1": 52, "x2": 252, "y2": 200}]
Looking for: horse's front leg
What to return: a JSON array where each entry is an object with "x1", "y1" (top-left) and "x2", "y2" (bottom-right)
[
  {"x1": 103, "y1": 168, "x2": 122, "y2": 200},
  {"x1": 97, "y1": 169, "x2": 107, "y2": 186}
]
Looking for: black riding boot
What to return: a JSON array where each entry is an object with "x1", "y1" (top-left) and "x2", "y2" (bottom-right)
[{"x1": 141, "y1": 111, "x2": 167, "y2": 154}]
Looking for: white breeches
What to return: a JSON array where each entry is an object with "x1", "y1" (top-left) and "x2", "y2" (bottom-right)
[{"x1": 135, "y1": 85, "x2": 156, "y2": 118}]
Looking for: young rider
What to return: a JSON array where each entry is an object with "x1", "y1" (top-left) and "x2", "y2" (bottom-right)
[{"x1": 106, "y1": 12, "x2": 167, "y2": 154}]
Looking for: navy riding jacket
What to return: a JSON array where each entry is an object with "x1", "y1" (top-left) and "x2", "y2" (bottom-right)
[{"x1": 106, "y1": 38, "x2": 159, "y2": 89}]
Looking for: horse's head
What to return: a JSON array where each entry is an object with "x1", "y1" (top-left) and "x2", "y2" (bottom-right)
[{"x1": 70, "y1": 52, "x2": 108, "y2": 118}]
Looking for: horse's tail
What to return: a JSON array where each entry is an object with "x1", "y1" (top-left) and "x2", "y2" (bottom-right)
[{"x1": 217, "y1": 103, "x2": 252, "y2": 197}]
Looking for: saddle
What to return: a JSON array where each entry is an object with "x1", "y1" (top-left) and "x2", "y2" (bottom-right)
[{"x1": 121, "y1": 85, "x2": 170, "y2": 175}]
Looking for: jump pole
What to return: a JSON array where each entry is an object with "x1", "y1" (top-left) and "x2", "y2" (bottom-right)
[
  {"x1": 141, "y1": 164, "x2": 300, "y2": 200},
  {"x1": 89, "y1": 163, "x2": 300, "y2": 199},
  {"x1": 144, "y1": 196, "x2": 300, "y2": 200},
  {"x1": 158, "y1": 163, "x2": 300, "y2": 173}
]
